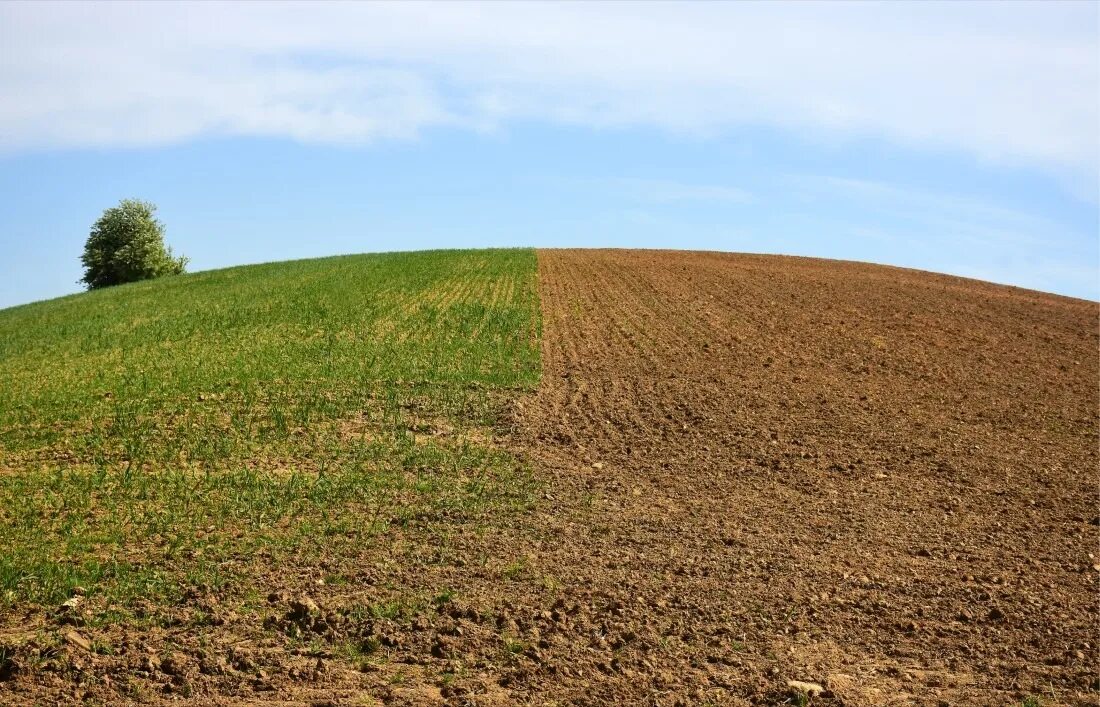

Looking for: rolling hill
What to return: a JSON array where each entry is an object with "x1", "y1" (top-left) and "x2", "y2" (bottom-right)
[{"x1": 0, "y1": 249, "x2": 1095, "y2": 705}]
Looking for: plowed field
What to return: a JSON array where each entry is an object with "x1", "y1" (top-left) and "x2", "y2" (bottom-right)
[
  {"x1": 506, "y1": 249, "x2": 1098, "y2": 705},
  {"x1": 1, "y1": 248, "x2": 1095, "y2": 706}
]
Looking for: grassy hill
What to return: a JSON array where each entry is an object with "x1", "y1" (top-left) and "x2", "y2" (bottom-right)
[
  {"x1": 1, "y1": 248, "x2": 1095, "y2": 705},
  {"x1": 0, "y1": 249, "x2": 540, "y2": 609}
]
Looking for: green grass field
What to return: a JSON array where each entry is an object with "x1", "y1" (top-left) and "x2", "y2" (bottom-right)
[{"x1": 0, "y1": 249, "x2": 540, "y2": 615}]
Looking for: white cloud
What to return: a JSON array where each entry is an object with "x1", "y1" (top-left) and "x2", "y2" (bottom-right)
[{"x1": 0, "y1": 1, "x2": 1096, "y2": 182}]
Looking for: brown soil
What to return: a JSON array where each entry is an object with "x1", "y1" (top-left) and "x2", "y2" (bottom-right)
[
  {"x1": 2, "y1": 249, "x2": 1096, "y2": 706},
  {"x1": 505, "y1": 249, "x2": 1099, "y2": 705}
]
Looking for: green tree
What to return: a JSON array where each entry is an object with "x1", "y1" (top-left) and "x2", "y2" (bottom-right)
[{"x1": 80, "y1": 199, "x2": 188, "y2": 290}]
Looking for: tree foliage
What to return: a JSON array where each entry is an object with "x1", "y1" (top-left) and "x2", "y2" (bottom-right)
[{"x1": 80, "y1": 199, "x2": 188, "y2": 290}]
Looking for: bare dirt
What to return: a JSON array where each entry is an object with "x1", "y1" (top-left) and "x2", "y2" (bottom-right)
[
  {"x1": 503, "y1": 249, "x2": 1099, "y2": 705},
  {"x1": 2, "y1": 249, "x2": 1097, "y2": 706}
]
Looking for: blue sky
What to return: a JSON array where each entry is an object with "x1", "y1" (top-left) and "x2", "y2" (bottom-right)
[{"x1": 0, "y1": 1, "x2": 1096, "y2": 308}]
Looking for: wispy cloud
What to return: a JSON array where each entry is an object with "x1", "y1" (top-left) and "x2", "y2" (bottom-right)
[
  {"x1": 945, "y1": 261, "x2": 1099, "y2": 301},
  {"x1": 611, "y1": 178, "x2": 753, "y2": 204},
  {"x1": 790, "y1": 174, "x2": 1098, "y2": 298},
  {"x1": 0, "y1": 1, "x2": 1096, "y2": 186},
  {"x1": 800, "y1": 175, "x2": 1071, "y2": 249}
]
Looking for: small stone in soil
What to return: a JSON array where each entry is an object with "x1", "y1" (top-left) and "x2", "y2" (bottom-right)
[
  {"x1": 62, "y1": 631, "x2": 92, "y2": 652},
  {"x1": 787, "y1": 679, "x2": 825, "y2": 696}
]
